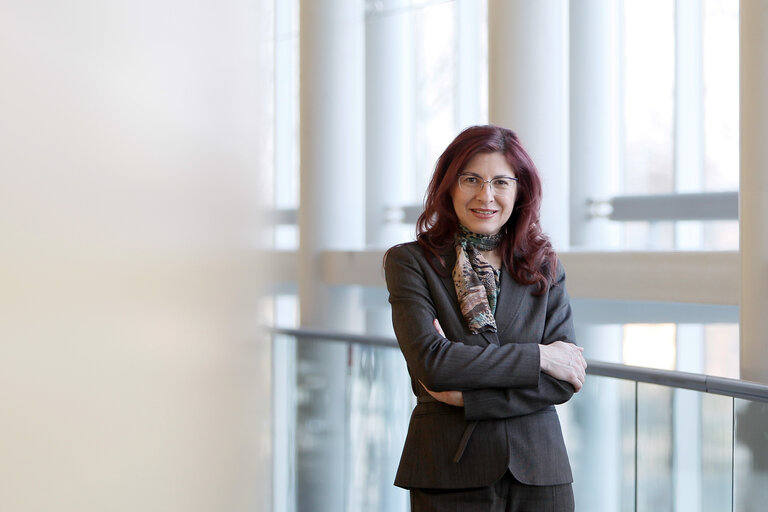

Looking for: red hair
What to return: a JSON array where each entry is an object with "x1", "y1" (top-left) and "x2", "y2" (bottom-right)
[{"x1": 416, "y1": 125, "x2": 557, "y2": 294}]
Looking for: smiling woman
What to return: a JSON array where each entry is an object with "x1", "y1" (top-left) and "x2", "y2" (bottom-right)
[{"x1": 384, "y1": 125, "x2": 586, "y2": 511}]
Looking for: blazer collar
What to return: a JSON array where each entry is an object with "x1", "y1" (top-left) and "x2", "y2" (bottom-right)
[{"x1": 436, "y1": 246, "x2": 526, "y2": 344}]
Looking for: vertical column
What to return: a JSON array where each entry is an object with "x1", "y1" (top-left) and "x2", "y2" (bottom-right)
[
  {"x1": 740, "y1": 0, "x2": 768, "y2": 384},
  {"x1": 674, "y1": 0, "x2": 704, "y2": 249},
  {"x1": 672, "y1": 3, "x2": 704, "y2": 510},
  {"x1": 299, "y1": 1, "x2": 365, "y2": 511},
  {"x1": 362, "y1": 2, "x2": 413, "y2": 511},
  {"x1": 488, "y1": 0, "x2": 569, "y2": 250},
  {"x1": 739, "y1": 3, "x2": 768, "y2": 510},
  {"x1": 366, "y1": 0, "x2": 413, "y2": 248},
  {"x1": 570, "y1": 0, "x2": 621, "y2": 249},
  {"x1": 569, "y1": 3, "x2": 622, "y2": 511},
  {"x1": 455, "y1": 0, "x2": 484, "y2": 129}
]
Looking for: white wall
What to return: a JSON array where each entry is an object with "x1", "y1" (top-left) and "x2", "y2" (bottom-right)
[{"x1": 0, "y1": 1, "x2": 270, "y2": 510}]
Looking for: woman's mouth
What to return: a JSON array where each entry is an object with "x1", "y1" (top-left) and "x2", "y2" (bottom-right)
[{"x1": 470, "y1": 208, "x2": 497, "y2": 219}]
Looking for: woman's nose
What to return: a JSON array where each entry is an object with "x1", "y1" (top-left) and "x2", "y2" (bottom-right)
[{"x1": 477, "y1": 181, "x2": 495, "y2": 201}]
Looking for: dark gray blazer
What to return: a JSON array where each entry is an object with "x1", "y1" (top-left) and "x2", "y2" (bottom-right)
[{"x1": 384, "y1": 241, "x2": 576, "y2": 489}]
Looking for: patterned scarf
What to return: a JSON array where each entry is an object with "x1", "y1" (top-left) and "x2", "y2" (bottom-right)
[{"x1": 452, "y1": 225, "x2": 502, "y2": 334}]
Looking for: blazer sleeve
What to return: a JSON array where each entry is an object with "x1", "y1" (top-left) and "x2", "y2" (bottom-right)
[
  {"x1": 384, "y1": 244, "x2": 541, "y2": 391},
  {"x1": 462, "y1": 260, "x2": 578, "y2": 420}
]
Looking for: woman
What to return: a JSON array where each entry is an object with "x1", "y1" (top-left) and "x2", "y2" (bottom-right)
[{"x1": 384, "y1": 125, "x2": 586, "y2": 511}]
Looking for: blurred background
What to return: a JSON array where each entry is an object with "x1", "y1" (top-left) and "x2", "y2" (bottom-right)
[{"x1": 1, "y1": 1, "x2": 269, "y2": 511}]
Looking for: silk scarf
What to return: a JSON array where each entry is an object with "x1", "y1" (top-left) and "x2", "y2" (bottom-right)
[{"x1": 452, "y1": 225, "x2": 502, "y2": 334}]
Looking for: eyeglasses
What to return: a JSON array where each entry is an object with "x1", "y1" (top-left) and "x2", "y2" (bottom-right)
[{"x1": 457, "y1": 174, "x2": 518, "y2": 195}]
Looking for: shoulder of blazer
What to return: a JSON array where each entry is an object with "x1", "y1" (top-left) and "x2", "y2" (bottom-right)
[{"x1": 386, "y1": 241, "x2": 454, "y2": 277}]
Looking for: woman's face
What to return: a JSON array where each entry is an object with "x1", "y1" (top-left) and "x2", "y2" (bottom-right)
[{"x1": 450, "y1": 151, "x2": 517, "y2": 236}]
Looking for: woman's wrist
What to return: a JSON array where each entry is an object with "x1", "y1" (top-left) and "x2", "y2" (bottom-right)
[{"x1": 538, "y1": 344, "x2": 550, "y2": 373}]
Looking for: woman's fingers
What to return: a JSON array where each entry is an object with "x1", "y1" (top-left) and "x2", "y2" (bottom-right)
[
  {"x1": 433, "y1": 318, "x2": 445, "y2": 337},
  {"x1": 539, "y1": 341, "x2": 587, "y2": 391}
]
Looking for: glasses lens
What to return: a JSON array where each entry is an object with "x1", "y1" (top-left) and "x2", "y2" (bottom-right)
[
  {"x1": 491, "y1": 178, "x2": 514, "y2": 192},
  {"x1": 459, "y1": 175, "x2": 480, "y2": 190}
]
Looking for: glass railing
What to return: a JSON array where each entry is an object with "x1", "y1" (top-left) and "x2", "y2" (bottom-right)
[{"x1": 270, "y1": 327, "x2": 768, "y2": 512}]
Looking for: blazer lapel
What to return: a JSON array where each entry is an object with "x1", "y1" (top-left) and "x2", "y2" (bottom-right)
[
  {"x1": 437, "y1": 246, "x2": 459, "y2": 305},
  {"x1": 494, "y1": 267, "x2": 526, "y2": 341}
]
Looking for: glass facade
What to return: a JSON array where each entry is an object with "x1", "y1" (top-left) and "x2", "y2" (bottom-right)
[{"x1": 261, "y1": 0, "x2": 754, "y2": 510}]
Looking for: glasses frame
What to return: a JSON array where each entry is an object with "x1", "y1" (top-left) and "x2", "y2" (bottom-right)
[{"x1": 456, "y1": 173, "x2": 519, "y2": 195}]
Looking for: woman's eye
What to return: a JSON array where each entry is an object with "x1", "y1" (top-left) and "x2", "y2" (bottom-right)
[
  {"x1": 464, "y1": 176, "x2": 479, "y2": 184},
  {"x1": 492, "y1": 179, "x2": 511, "y2": 188}
]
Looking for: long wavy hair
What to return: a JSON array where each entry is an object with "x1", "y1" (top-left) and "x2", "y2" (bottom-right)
[{"x1": 416, "y1": 124, "x2": 557, "y2": 294}]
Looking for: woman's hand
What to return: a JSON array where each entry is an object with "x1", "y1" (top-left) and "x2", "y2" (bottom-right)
[
  {"x1": 420, "y1": 380, "x2": 465, "y2": 407},
  {"x1": 539, "y1": 341, "x2": 587, "y2": 391},
  {"x1": 419, "y1": 319, "x2": 465, "y2": 407}
]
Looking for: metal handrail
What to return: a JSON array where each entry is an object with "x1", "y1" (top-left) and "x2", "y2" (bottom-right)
[{"x1": 269, "y1": 326, "x2": 768, "y2": 403}]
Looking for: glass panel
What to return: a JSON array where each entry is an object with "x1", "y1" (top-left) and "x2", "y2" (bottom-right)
[
  {"x1": 295, "y1": 338, "x2": 350, "y2": 512},
  {"x1": 285, "y1": 335, "x2": 412, "y2": 512},
  {"x1": 636, "y1": 384, "x2": 734, "y2": 511},
  {"x1": 347, "y1": 343, "x2": 412, "y2": 511},
  {"x1": 673, "y1": 389, "x2": 733, "y2": 512},
  {"x1": 734, "y1": 399, "x2": 768, "y2": 512},
  {"x1": 636, "y1": 383, "x2": 674, "y2": 510},
  {"x1": 701, "y1": 393, "x2": 733, "y2": 512},
  {"x1": 559, "y1": 376, "x2": 636, "y2": 512}
]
